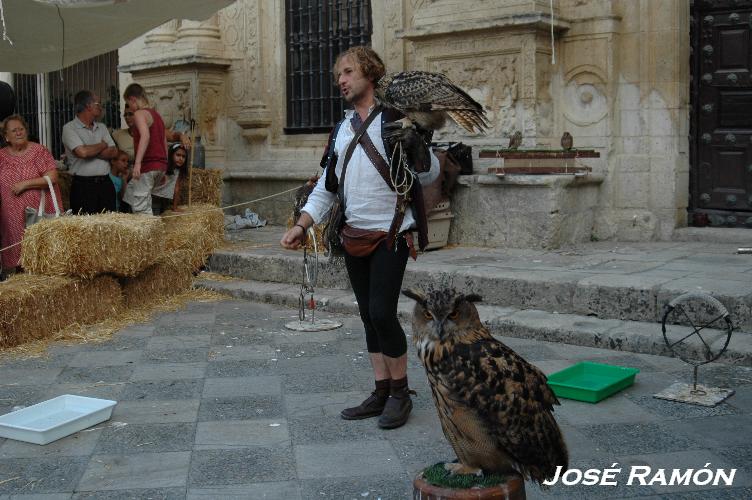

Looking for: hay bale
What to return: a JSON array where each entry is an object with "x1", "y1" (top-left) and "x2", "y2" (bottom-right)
[
  {"x1": 57, "y1": 171, "x2": 73, "y2": 211},
  {"x1": 0, "y1": 274, "x2": 122, "y2": 348},
  {"x1": 162, "y1": 204, "x2": 225, "y2": 271},
  {"x1": 179, "y1": 168, "x2": 222, "y2": 206},
  {"x1": 20, "y1": 213, "x2": 166, "y2": 278},
  {"x1": 121, "y1": 249, "x2": 195, "y2": 309}
]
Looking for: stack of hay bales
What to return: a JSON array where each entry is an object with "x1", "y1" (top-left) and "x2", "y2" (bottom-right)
[
  {"x1": 2, "y1": 207, "x2": 224, "y2": 349},
  {"x1": 162, "y1": 204, "x2": 224, "y2": 271},
  {"x1": 21, "y1": 213, "x2": 165, "y2": 278},
  {"x1": 178, "y1": 169, "x2": 222, "y2": 206},
  {"x1": 123, "y1": 204, "x2": 224, "y2": 308},
  {"x1": 0, "y1": 274, "x2": 121, "y2": 348}
]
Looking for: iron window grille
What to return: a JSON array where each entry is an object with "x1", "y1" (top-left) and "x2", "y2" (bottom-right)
[
  {"x1": 285, "y1": 0, "x2": 372, "y2": 134},
  {"x1": 14, "y1": 50, "x2": 120, "y2": 159}
]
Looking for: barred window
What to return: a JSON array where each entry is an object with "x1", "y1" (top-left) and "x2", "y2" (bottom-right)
[
  {"x1": 14, "y1": 51, "x2": 120, "y2": 159},
  {"x1": 285, "y1": 0, "x2": 372, "y2": 133}
]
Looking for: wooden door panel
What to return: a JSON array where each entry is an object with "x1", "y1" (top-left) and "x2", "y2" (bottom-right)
[
  {"x1": 692, "y1": 2, "x2": 752, "y2": 226},
  {"x1": 718, "y1": 29, "x2": 749, "y2": 71},
  {"x1": 718, "y1": 91, "x2": 752, "y2": 128}
]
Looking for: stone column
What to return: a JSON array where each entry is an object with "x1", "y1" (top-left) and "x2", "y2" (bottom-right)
[
  {"x1": 145, "y1": 20, "x2": 178, "y2": 45},
  {"x1": 219, "y1": 1, "x2": 271, "y2": 144},
  {"x1": 177, "y1": 15, "x2": 221, "y2": 41}
]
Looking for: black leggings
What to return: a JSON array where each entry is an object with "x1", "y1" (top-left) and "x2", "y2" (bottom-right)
[{"x1": 344, "y1": 236, "x2": 409, "y2": 358}]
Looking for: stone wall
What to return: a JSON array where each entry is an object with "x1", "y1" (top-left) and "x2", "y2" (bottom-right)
[{"x1": 118, "y1": 0, "x2": 691, "y2": 243}]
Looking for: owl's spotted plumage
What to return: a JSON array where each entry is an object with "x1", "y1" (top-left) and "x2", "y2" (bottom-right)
[
  {"x1": 375, "y1": 71, "x2": 488, "y2": 134},
  {"x1": 402, "y1": 287, "x2": 568, "y2": 484}
]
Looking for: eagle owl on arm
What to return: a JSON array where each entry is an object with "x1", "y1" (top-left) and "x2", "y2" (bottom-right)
[
  {"x1": 402, "y1": 287, "x2": 568, "y2": 484},
  {"x1": 375, "y1": 71, "x2": 489, "y2": 174},
  {"x1": 376, "y1": 71, "x2": 489, "y2": 134}
]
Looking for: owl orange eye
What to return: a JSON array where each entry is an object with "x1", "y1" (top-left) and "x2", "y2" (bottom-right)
[
  {"x1": 448, "y1": 310, "x2": 459, "y2": 320},
  {"x1": 423, "y1": 310, "x2": 433, "y2": 320}
]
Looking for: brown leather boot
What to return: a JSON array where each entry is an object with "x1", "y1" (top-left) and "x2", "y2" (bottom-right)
[
  {"x1": 378, "y1": 377, "x2": 414, "y2": 429},
  {"x1": 341, "y1": 379, "x2": 390, "y2": 420}
]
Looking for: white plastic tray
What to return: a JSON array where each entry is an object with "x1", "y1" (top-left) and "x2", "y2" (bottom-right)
[{"x1": 0, "y1": 395, "x2": 116, "y2": 445}]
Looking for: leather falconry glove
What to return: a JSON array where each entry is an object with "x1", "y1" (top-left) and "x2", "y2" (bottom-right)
[{"x1": 383, "y1": 121, "x2": 432, "y2": 174}]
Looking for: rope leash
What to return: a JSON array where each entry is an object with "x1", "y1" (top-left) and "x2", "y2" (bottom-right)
[{"x1": 0, "y1": 185, "x2": 302, "y2": 254}]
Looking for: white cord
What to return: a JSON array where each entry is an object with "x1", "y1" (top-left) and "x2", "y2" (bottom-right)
[
  {"x1": 0, "y1": 0, "x2": 13, "y2": 45},
  {"x1": 550, "y1": 0, "x2": 556, "y2": 65},
  {"x1": 305, "y1": 226, "x2": 318, "y2": 289},
  {"x1": 389, "y1": 141, "x2": 415, "y2": 197}
]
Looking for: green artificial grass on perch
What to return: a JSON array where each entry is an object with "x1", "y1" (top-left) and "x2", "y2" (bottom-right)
[{"x1": 421, "y1": 462, "x2": 511, "y2": 489}]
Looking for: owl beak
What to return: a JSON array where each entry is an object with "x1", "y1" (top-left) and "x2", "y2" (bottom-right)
[{"x1": 434, "y1": 320, "x2": 445, "y2": 340}]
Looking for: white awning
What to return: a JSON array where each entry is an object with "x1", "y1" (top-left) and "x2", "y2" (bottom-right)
[{"x1": 0, "y1": 0, "x2": 235, "y2": 74}]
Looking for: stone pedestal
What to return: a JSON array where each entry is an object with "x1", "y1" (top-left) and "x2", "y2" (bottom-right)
[{"x1": 450, "y1": 173, "x2": 604, "y2": 249}]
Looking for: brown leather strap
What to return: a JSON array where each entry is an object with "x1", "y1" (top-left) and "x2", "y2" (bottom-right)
[
  {"x1": 342, "y1": 106, "x2": 382, "y2": 193},
  {"x1": 357, "y1": 130, "x2": 394, "y2": 190},
  {"x1": 349, "y1": 119, "x2": 408, "y2": 249}
]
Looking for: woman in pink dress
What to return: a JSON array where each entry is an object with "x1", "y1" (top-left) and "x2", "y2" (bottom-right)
[{"x1": 0, "y1": 114, "x2": 62, "y2": 273}]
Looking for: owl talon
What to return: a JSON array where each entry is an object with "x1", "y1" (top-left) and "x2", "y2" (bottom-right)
[
  {"x1": 383, "y1": 120, "x2": 414, "y2": 140},
  {"x1": 444, "y1": 462, "x2": 483, "y2": 477}
]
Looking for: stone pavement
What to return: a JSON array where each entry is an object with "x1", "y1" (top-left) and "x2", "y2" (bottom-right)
[
  {"x1": 0, "y1": 295, "x2": 751, "y2": 499},
  {"x1": 204, "y1": 226, "x2": 752, "y2": 365}
]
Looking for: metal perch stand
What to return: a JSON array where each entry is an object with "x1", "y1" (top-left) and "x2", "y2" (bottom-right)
[
  {"x1": 654, "y1": 292, "x2": 735, "y2": 406},
  {"x1": 285, "y1": 228, "x2": 342, "y2": 332}
]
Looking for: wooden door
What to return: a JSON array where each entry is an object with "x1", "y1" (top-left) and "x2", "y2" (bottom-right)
[{"x1": 691, "y1": 0, "x2": 752, "y2": 227}]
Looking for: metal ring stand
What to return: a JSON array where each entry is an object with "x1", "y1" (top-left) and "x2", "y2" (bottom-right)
[
  {"x1": 654, "y1": 292, "x2": 735, "y2": 406},
  {"x1": 285, "y1": 227, "x2": 342, "y2": 332}
]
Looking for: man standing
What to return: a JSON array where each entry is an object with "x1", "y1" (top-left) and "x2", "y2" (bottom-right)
[
  {"x1": 62, "y1": 90, "x2": 119, "y2": 214},
  {"x1": 281, "y1": 46, "x2": 438, "y2": 430}
]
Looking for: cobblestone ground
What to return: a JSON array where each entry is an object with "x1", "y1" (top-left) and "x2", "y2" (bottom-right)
[{"x1": 0, "y1": 297, "x2": 750, "y2": 499}]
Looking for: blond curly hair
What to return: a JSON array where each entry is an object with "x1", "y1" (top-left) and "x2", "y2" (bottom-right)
[{"x1": 333, "y1": 46, "x2": 386, "y2": 84}]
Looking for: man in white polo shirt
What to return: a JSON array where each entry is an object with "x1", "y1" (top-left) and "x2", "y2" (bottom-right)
[{"x1": 62, "y1": 90, "x2": 119, "y2": 214}]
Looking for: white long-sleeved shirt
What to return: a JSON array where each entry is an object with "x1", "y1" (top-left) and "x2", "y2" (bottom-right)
[{"x1": 302, "y1": 108, "x2": 440, "y2": 232}]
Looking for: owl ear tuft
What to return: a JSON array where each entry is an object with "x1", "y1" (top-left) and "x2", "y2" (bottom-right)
[
  {"x1": 463, "y1": 293, "x2": 483, "y2": 303},
  {"x1": 402, "y1": 288, "x2": 426, "y2": 305}
]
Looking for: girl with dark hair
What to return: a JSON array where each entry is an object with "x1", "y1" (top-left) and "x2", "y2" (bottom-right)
[{"x1": 151, "y1": 142, "x2": 187, "y2": 214}]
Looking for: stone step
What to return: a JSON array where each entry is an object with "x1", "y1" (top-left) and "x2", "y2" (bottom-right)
[
  {"x1": 195, "y1": 277, "x2": 752, "y2": 367},
  {"x1": 206, "y1": 247, "x2": 752, "y2": 330}
]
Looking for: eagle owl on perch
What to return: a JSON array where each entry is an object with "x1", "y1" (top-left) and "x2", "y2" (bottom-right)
[{"x1": 402, "y1": 287, "x2": 568, "y2": 484}]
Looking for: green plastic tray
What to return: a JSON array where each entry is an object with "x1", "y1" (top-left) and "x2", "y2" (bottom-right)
[{"x1": 547, "y1": 362, "x2": 640, "y2": 403}]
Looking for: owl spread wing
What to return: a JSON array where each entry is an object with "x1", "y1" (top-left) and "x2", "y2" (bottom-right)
[
  {"x1": 435, "y1": 336, "x2": 567, "y2": 482},
  {"x1": 383, "y1": 71, "x2": 488, "y2": 133}
]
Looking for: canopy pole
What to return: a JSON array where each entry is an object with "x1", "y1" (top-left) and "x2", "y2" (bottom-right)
[
  {"x1": 188, "y1": 119, "x2": 196, "y2": 206},
  {"x1": 0, "y1": 0, "x2": 14, "y2": 45}
]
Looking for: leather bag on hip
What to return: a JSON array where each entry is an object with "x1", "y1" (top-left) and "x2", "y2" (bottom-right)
[{"x1": 340, "y1": 224, "x2": 387, "y2": 257}]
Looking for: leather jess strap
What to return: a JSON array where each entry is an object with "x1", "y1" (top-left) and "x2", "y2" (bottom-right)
[{"x1": 350, "y1": 113, "x2": 429, "y2": 251}]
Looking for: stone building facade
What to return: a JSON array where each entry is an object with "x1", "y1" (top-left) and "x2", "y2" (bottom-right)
[{"x1": 119, "y1": 0, "x2": 703, "y2": 247}]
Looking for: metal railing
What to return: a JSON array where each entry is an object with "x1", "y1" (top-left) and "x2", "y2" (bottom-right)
[
  {"x1": 285, "y1": 0, "x2": 372, "y2": 133},
  {"x1": 14, "y1": 50, "x2": 120, "y2": 159}
]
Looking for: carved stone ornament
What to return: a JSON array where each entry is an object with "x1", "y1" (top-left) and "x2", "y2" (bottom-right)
[
  {"x1": 428, "y1": 54, "x2": 518, "y2": 138},
  {"x1": 145, "y1": 85, "x2": 190, "y2": 129},
  {"x1": 198, "y1": 85, "x2": 223, "y2": 146},
  {"x1": 562, "y1": 70, "x2": 608, "y2": 126}
]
